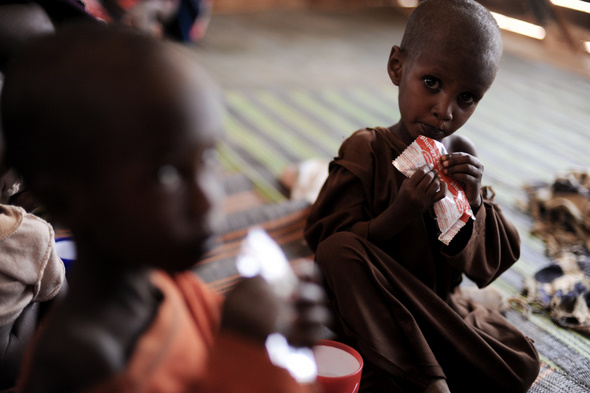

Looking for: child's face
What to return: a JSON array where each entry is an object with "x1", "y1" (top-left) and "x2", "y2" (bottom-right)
[
  {"x1": 76, "y1": 55, "x2": 225, "y2": 272},
  {"x1": 389, "y1": 43, "x2": 498, "y2": 144},
  {"x1": 121, "y1": 0, "x2": 180, "y2": 39}
]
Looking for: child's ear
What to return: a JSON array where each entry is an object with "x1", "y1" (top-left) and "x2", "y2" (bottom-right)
[{"x1": 387, "y1": 45, "x2": 404, "y2": 86}]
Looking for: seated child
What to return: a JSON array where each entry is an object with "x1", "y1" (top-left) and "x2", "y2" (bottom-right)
[
  {"x1": 1, "y1": 24, "x2": 327, "y2": 392},
  {"x1": 0, "y1": 11, "x2": 67, "y2": 385},
  {"x1": 304, "y1": 1, "x2": 540, "y2": 392},
  {"x1": 0, "y1": 138, "x2": 66, "y2": 390},
  {"x1": 82, "y1": 0, "x2": 211, "y2": 42}
]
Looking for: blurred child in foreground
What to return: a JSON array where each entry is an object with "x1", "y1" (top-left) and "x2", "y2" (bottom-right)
[
  {"x1": 0, "y1": 130, "x2": 65, "y2": 390},
  {"x1": 2, "y1": 23, "x2": 326, "y2": 392},
  {"x1": 0, "y1": 4, "x2": 69, "y2": 389},
  {"x1": 304, "y1": 1, "x2": 540, "y2": 392}
]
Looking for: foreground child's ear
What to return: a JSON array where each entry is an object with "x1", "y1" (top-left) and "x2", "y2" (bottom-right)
[{"x1": 387, "y1": 45, "x2": 404, "y2": 86}]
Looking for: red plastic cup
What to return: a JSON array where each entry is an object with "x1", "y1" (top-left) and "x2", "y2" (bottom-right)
[{"x1": 313, "y1": 340, "x2": 363, "y2": 393}]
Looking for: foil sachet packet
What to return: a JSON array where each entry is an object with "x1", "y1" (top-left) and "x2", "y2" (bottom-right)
[
  {"x1": 236, "y1": 228, "x2": 318, "y2": 383},
  {"x1": 392, "y1": 135, "x2": 474, "y2": 245}
]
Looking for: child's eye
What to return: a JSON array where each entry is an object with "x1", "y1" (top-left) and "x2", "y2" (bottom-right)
[
  {"x1": 157, "y1": 164, "x2": 182, "y2": 190},
  {"x1": 423, "y1": 76, "x2": 440, "y2": 90},
  {"x1": 458, "y1": 93, "x2": 476, "y2": 105}
]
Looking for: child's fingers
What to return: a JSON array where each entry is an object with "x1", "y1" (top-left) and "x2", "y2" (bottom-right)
[
  {"x1": 424, "y1": 173, "x2": 440, "y2": 196},
  {"x1": 221, "y1": 276, "x2": 280, "y2": 344},
  {"x1": 441, "y1": 152, "x2": 481, "y2": 166},
  {"x1": 288, "y1": 304, "x2": 332, "y2": 347},
  {"x1": 441, "y1": 155, "x2": 483, "y2": 193},
  {"x1": 441, "y1": 155, "x2": 482, "y2": 186},
  {"x1": 294, "y1": 281, "x2": 327, "y2": 307},
  {"x1": 411, "y1": 165, "x2": 437, "y2": 188},
  {"x1": 287, "y1": 280, "x2": 330, "y2": 347},
  {"x1": 432, "y1": 179, "x2": 447, "y2": 202},
  {"x1": 398, "y1": 165, "x2": 443, "y2": 214},
  {"x1": 406, "y1": 165, "x2": 430, "y2": 183},
  {"x1": 447, "y1": 171, "x2": 480, "y2": 185},
  {"x1": 441, "y1": 154, "x2": 484, "y2": 208},
  {"x1": 409, "y1": 166, "x2": 443, "y2": 200},
  {"x1": 444, "y1": 163, "x2": 482, "y2": 180}
]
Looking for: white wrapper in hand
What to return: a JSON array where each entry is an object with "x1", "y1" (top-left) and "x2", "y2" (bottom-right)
[{"x1": 392, "y1": 136, "x2": 474, "y2": 245}]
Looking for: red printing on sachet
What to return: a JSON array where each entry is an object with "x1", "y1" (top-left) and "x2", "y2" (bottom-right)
[{"x1": 392, "y1": 136, "x2": 474, "y2": 244}]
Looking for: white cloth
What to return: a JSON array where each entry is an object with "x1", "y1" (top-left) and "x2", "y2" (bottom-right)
[
  {"x1": 290, "y1": 158, "x2": 330, "y2": 204},
  {"x1": 0, "y1": 204, "x2": 64, "y2": 325}
]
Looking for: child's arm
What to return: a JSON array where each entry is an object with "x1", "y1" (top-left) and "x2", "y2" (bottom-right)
[
  {"x1": 220, "y1": 273, "x2": 328, "y2": 348},
  {"x1": 439, "y1": 135, "x2": 520, "y2": 286},
  {"x1": 443, "y1": 196, "x2": 520, "y2": 287},
  {"x1": 441, "y1": 134, "x2": 483, "y2": 212}
]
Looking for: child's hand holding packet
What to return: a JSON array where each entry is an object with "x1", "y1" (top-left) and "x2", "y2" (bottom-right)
[
  {"x1": 393, "y1": 136, "x2": 474, "y2": 245},
  {"x1": 235, "y1": 228, "x2": 320, "y2": 383}
]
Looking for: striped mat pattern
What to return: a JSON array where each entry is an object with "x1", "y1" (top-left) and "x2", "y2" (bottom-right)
[
  {"x1": 194, "y1": 176, "x2": 313, "y2": 293},
  {"x1": 198, "y1": 52, "x2": 590, "y2": 392}
]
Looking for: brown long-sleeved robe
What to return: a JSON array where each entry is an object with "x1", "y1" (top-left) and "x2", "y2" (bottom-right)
[{"x1": 304, "y1": 127, "x2": 540, "y2": 393}]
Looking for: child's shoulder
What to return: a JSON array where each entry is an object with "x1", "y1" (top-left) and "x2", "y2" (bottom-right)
[
  {"x1": 0, "y1": 204, "x2": 26, "y2": 239},
  {"x1": 0, "y1": 204, "x2": 53, "y2": 244},
  {"x1": 25, "y1": 311, "x2": 126, "y2": 392},
  {"x1": 341, "y1": 127, "x2": 394, "y2": 151},
  {"x1": 443, "y1": 134, "x2": 478, "y2": 156},
  {"x1": 0, "y1": 204, "x2": 63, "y2": 303},
  {"x1": 348, "y1": 127, "x2": 390, "y2": 141}
]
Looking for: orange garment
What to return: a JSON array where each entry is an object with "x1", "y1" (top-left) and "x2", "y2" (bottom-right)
[{"x1": 84, "y1": 271, "x2": 316, "y2": 393}]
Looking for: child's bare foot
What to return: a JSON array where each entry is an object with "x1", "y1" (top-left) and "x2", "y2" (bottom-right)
[
  {"x1": 279, "y1": 159, "x2": 329, "y2": 203},
  {"x1": 278, "y1": 164, "x2": 298, "y2": 192}
]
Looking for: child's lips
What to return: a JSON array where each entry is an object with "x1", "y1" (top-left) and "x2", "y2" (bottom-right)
[{"x1": 420, "y1": 123, "x2": 447, "y2": 140}]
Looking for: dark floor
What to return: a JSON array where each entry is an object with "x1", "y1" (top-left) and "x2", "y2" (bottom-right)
[
  {"x1": 193, "y1": 8, "x2": 405, "y2": 89},
  {"x1": 193, "y1": 7, "x2": 590, "y2": 88}
]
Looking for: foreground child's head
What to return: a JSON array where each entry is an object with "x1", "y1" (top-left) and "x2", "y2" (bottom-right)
[
  {"x1": 388, "y1": 0, "x2": 503, "y2": 144},
  {"x1": 1, "y1": 24, "x2": 224, "y2": 272}
]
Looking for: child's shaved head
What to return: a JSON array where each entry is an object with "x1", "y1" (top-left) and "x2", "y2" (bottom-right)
[
  {"x1": 400, "y1": 0, "x2": 502, "y2": 71},
  {"x1": 2, "y1": 23, "x2": 224, "y2": 266},
  {"x1": 3, "y1": 24, "x2": 162, "y2": 183}
]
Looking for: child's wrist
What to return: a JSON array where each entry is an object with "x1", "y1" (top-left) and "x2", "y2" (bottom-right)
[{"x1": 471, "y1": 194, "x2": 483, "y2": 212}]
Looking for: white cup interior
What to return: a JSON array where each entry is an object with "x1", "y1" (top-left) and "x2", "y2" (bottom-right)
[
  {"x1": 313, "y1": 344, "x2": 360, "y2": 377},
  {"x1": 55, "y1": 239, "x2": 77, "y2": 261}
]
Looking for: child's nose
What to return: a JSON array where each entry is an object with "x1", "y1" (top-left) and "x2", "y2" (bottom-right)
[
  {"x1": 192, "y1": 170, "x2": 223, "y2": 217},
  {"x1": 433, "y1": 95, "x2": 453, "y2": 122}
]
